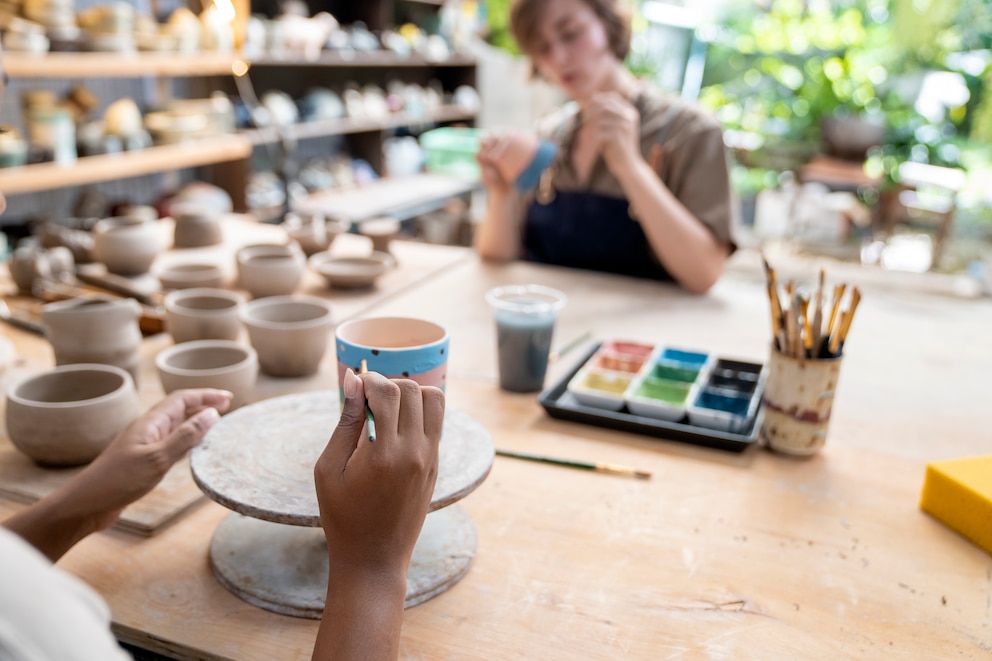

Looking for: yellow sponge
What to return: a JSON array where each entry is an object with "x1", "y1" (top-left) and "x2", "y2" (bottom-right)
[{"x1": 920, "y1": 455, "x2": 992, "y2": 556}]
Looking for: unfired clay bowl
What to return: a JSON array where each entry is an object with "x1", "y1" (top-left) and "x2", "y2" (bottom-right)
[
  {"x1": 240, "y1": 295, "x2": 334, "y2": 377},
  {"x1": 155, "y1": 340, "x2": 258, "y2": 410},
  {"x1": 308, "y1": 250, "x2": 395, "y2": 289},
  {"x1": 92, "y1": 216, "x2": 165, "y2": 276},
  {"x1": 5, "y1": 363, "x2": 141, "y2": 466},
  {"x1": 155, "y1": 261, "x2": 225, "y2": 290},
  {"x1": 172, "y1": 205, "x2": 224, "y2": 248},
  {"x1": 236, "y1": 243, "x2": 306, "y2": 299},
  {"x1": 163, "y1": 287, "x2": 245, "y2": 344}
]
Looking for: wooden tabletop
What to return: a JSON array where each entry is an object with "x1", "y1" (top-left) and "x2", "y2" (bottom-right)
[{"x1": 1, "y1": 248, "x2": 991, "y2": 660}]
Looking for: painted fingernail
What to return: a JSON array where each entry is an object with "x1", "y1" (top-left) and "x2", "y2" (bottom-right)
[{"x1": 344, "y1": 368, "x2": 359, "y2": 399}]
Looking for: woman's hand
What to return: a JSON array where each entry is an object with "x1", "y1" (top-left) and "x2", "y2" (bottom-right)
[
  {"x1": 311, "y1": 370, "x2": 444, "y2": 661},
  {"x1": 476, "y1": 131, "x2": 540, "y2": 195},
  {"x1": 583, "y1": 92, "x2": 642, "y2": 177},
  {"x1": 314, "y1": 370, "x2": 444, "y2": 574},
  {"x1": 3, "y1": 388, "x2": 232, "y2": 562},
  {"x1": 73, "y1": 388, "x2": 232, "y2": 531}
]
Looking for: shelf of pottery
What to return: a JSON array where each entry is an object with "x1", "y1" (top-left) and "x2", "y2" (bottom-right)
[{"x1": 0, "y1": 0, "x2": 481, "y2": 224}]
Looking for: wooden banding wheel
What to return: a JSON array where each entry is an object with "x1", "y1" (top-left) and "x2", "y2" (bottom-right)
[{"x1": 190, "y1": 391, "x2": 494, "y2": 618}]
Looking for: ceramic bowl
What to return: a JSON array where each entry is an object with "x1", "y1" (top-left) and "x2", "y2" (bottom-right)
[
  {"x1": 92, "y1": 216, "x2": 164, "y2": 276},
  {"x1": 240, "y1": 295, "x2": 334, "y2": 377},
  {"x1": 163, "y1": 287, "x2": 244, "y2": 343},
  {"x1": 5, "y1": 363, "x2": 141, "y2": 466},
  {"x1": 155, "y1": 262, "x2": 225, "y2": 290},
  {"x1": 308, "y1": 251, "x2": 395, "y2": 289},
  {"x1": 236, "y1": 243, "x2": 306, "y2": 299},
  {"x1": 172, "y1": 204, "x2": 224, "y2": 248},
  {"x1": 155, "y1": 340, "x2": 258, "y2": 410}
]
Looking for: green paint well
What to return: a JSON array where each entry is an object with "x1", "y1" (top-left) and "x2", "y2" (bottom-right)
[
  {"x1": 650, "y1": 362, "x2": 700, "y2": 383},
  {"x1": 635, "y1": 377, "x2": 691, "y2": 404}
]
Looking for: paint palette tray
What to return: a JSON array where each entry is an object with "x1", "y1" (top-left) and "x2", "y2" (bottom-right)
[{"x1": 541, "y1": 342, "x2": 766, "y2": 452}]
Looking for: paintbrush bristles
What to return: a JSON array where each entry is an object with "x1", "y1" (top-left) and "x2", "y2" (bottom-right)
[{"x1": 761, "y1": 260, "x2": 861, "y2": 360}]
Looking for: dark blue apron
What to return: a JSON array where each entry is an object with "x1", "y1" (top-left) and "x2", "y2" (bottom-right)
[{"x1": 522, "y1": 191, "x2": 674, "y2": 282}]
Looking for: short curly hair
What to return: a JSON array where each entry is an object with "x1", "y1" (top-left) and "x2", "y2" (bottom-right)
[{"x1": 510, "y1": 0, "x2": 632, "y2": 64}]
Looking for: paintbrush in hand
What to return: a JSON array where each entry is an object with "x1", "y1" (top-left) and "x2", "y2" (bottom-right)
[{"x1": 360, "y1": 359, "x2": 377, "y2": 443}]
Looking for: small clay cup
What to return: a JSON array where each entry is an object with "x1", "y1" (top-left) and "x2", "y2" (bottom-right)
[
  {"x1": 236, "y1": 243, "x2": 306, "y2": 299},
  {"x1": 163, "y1": 287, "x2": 245, "y2": 344},
  {"x1": 155, "y1": 340, "x2": 258, "y2": 410},
  {"x1": 335, "y1": 316, "x2": 448, "y2": 391},
  {"x1": 92, "y1": 216, "x2": 165, "y2": 276},
  {"x1": 155, "y1": 261, "x2": 226, "y2": 290},
  {"x1": 172, "y1": 204, "x2": 224, "y2": 248},
  {"x1": 5, "y1": 363, "x2": 141, "y2": 466},
  {"x1": 240, "y1": 295, "x2": 334, "y2": 377}
]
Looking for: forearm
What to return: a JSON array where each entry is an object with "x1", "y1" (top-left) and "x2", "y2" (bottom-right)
[
  {"x1": 312, "y1": 562, "x2": 409, "y2": 661},
  {"x1": 3, "y1": 488, "x2": 102, "y2": 563},
  {"x1": 474, "y1": 189, "x2": 524, "y2": 262},
  {"x1": 616, "y1": 159, "x2": 729, "y2": 294}
]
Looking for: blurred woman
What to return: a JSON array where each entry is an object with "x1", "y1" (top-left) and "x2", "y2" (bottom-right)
[{"x1": 475, "y1": 0, "x2": 738, "y2": 294}]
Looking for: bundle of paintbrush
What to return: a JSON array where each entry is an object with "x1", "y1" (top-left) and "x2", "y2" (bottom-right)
[{"x1": 761, "y1": 258, "x2": 861, "y2": 359}]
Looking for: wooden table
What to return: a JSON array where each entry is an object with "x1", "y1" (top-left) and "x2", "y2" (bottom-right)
[{"x1": 1, "y1": 249, "x2": 991, "y2": 660}]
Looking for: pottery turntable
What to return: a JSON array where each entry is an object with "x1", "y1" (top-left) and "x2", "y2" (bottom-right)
[{"x1": 190, "y1": 391, "x2": 494, "y2": 618}]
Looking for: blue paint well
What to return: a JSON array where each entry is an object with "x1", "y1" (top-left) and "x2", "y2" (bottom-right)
[
  {"x1": 659, "y1": 348, "x2": 709, "y2": 367},
  {"x1": 694, "y1": 388, "x2": 751, "y2": 417}
]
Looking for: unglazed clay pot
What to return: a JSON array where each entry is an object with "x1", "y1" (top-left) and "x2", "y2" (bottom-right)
[
  {"x1": 92, "y1": 216, "x2": 165, "y2": 276},
  {"x1": 172, "y1": 204, "x2": 224, "y2": 248},
  {"x1": 40, "y1": 295, "x2": 143, "y2": 381},
  {"x1": 5, "y1": 363, "x2": 140, "y2": 466},
  {"x1": 236, "y1": 243, "x2": 306, "y2": 299},
  {"x1": 8, "y1": 245, "x2": 75, "y2": 294},
  {"x1": 155, "y1": 261, "x2": 225, "y2": 290},
  {"x1": 155, "y1": 340, "x2": 258, "y2": 410},
  {"x1": 240, "y1": 295, "x2": 333, "y2": 377},
  {"x1": 163, "y1": 287, "x2": 244, "y2": 344}
]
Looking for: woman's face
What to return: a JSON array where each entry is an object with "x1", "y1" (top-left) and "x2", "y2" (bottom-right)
[{"x1": 531, "y1": 0, "x2": 618, "y2": 102}]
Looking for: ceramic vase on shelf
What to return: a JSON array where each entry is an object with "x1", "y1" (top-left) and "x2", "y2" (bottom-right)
[{"x1": 40, "y1": 295, "x2": 143, "y2": 382}]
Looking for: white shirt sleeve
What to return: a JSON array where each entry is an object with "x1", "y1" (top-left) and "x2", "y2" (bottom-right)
[{"x1": 0, "y1": 527, "x2": 133, "y2": 661}]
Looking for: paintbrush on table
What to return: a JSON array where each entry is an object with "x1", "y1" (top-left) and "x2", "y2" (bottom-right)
[
  {"x1": 359, "y1": 359, "x2": 377, "y2": 443},
  {"x1": 549, "y1": 331, "x2": 593, "y2": 364},
  {"x1": 495, "y1": 449, "x2": 651, "y2": 480}
]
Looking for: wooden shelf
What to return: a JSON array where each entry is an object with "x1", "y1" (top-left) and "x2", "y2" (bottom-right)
[
  {"x1": 4, "y1": 52, "x2": 245, "y2": 78},
  {"x1": 244, "y1": 105, "x2": 477, "y2": 145},
  {"x1": 0, "y1": 134, "x2": 253, "y2": 195},
  {"x1": 249, "y1": 52, "x2": 477, "y2": 68}
]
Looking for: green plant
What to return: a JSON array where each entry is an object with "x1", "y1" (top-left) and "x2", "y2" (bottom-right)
[{"x1": 700, "y1": 0, "x2": 897, "y2": 147}]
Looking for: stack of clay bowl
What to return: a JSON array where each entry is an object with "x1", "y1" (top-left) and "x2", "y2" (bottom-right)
[{"x1": 22, "y1": 0, "x2": 80, "y2": 49}]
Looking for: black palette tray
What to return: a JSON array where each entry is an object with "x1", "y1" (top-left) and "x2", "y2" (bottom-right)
[{"x1": 538, "y1": 343, "x2": 763, "y2": 452}]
